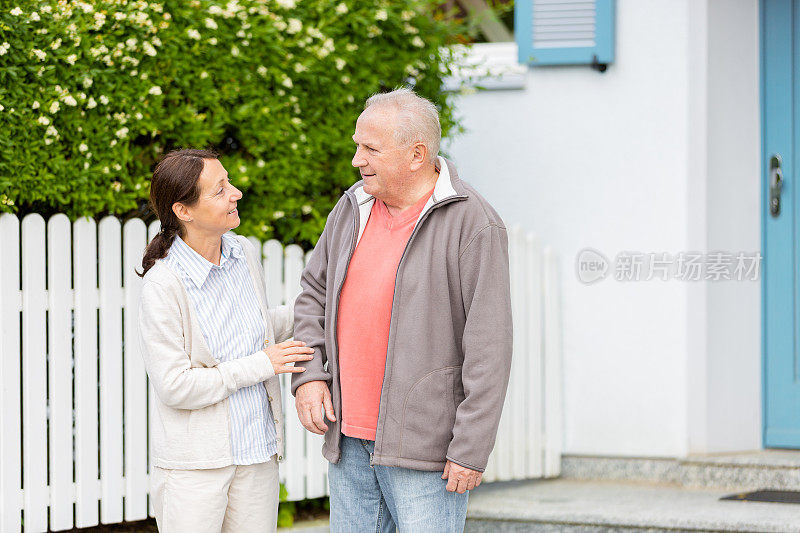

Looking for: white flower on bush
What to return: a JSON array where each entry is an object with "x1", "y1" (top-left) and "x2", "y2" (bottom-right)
[
  {"x1": 114, "y1": 11, "x2": 126, "y2": 21},
  {"x1": 273, "y1": 210, "x2": 285, "y2": 220},
  {"x1": 293, "y1": 63, "x2": 306, "y2": 73},
  {"x1": 63, "y1": 95, "x2": 77, "y2": 106},
  {"x1": 231, "y1": 45, "x2": 240, "y2": 56},
  {"x1": 82, "y1": 77, "x2": 93, "y2": 88},
  {"x1": 257, "y1": 159, "x2": 265, "y2": 168},
  {"x1": 257, "y1": 65, "x2": 267, "y2": 76},
  {"x1": 50, "y1": 38, "x2": 61, "y2": 50},
  {"x1": 341, "y1": 75, "x2": 350, "y2": 84},
  {"x1": 32, "y1": 48, "x2": 46, "y2": 61},
  {"x1": 126, "y1": 38, "x2": 137, "y2": 49},
  {"x1": 345, "y1": 43, "x2": 358, "y2": 52},
  {"x1": 209, "y1": 5, "x2": 223, "y2": 15},
  {"x1": 301, "y1": 204, "x2": 312, "y2": 215},
  {"x1": 236, "y1": 29, "x2": 246, "y2": 38},
  {"x1": 276, "y1": 0, "x2": 296, "y2": 9},
  {"x1": 99, "y1": 95, "x2": 109, "y2": 104},
  {"x1": 375, "y1": 9, "x2": 388, "y2": 21},
  {"x1": 401, "y1": 10, "x2": 414, "y2": 21},
  {"x1": 209, "y1": 37, "x2": 218, "y2": 45},
  {"x1": 115, "y1": 127, "x2": 129, "y2": 138},
  {"x1": 94, "y1": 12, "x2": 105, "y2": 28},
  {"x1": 307, "y1": 27, "x2": 323, "y2": 39},
  {"x1": 49, "y1": 101, "x2": 60, "y2": 113},
  {"x1": 79, "y1": 143, "x2": 88, "y2": 153},
  {"x1": 152, "y1": 37, "x2": 162, "y2": 47},
  {"x1": 404, "y1": 23, "x2": 418, "y2": 34},
  {"x1": 200, "y1": 70, "x2": 209, "y2": 79},
  {"x1": 205, "y1": 18, "x2": 218, "y2": 29},
  {"x1": 148, "y1": 86, "x2": 162, "y2": 95},
  {"x1": 85, "y1": 152, "x2": 92, "y2": 158},
  {"x1": 86, "y1": 97, "x2": 97, "y2": 109},
  {"x1": 281, "y1": 76, "x2": 293, "y2": 88},
  {"x1": 111, "y1": 181, "x2": 122, "y2": 191},
  {"x1": 32, "y1": 100, "x2": 40, "y2": 109},
  {"x1": 335, "y1": 58, "x2": 346, "y2": 70},
  {"x1": 335, "y1": 3, "x2": 348, "y2": 14},
  {"x1": 367, "y1": 25, "x2": 381, "y2": 37},
  {"x1": 187, "y1": 29, "x2": 201, "y2": 40},
  {"x1": 291, "y1": 117, "x2": 301, "y2": 126},
  {"x1": 0, "y1": 105, "x2": 4, "y2": 112},
  {"x1": 102, "y1": 167, "x2": 109, "y2": 174},
  {"x1": 135, "y1": 112, "x2": 143, "y2": 120},
  {"x1": 45, "y1": 125, "x2": 58, "y2": 137},
  {"x1": 113, "y1": 163, "x2": 121, "y2": 171},
  {"x1": 274, "y1": 19, "x2": 287, "y2": 31},
  {"x1": 287, "y1": 18, "x2": 302, "y2": 34},
  {"x1": 66, "y1": 54, "x2": 77, "y2": 65},
  {"x1": 142, "y1": 42, "x2": 156, "y2": 56},
  {"x1": 9, "y1": 7, "x2": 22, "y2": 16},
  {"x1": 30, "y1": 11, "x2": 40, "y2": 21},
  {"x1": 411, "y1": 36, "x2": 425, "y2": 48},
  {"x1": 0, "y1": 42, "x2": 10, "y2": 55}
]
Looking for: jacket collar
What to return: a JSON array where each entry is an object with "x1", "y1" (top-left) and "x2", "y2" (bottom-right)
[{"x1": 348, "y1": 156, "x2": 467, "y2": 245}]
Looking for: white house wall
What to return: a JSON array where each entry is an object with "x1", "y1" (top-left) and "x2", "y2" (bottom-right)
[{"x1": 444, "y1": 0, "x2": 761, "y2": 457}]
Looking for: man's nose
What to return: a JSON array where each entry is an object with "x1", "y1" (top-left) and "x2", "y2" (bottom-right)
[
  {"x1": 231, "y1": 185, "x2": 243, "y2": 200},
  {"x1": 352, "y1": 149, "x2": 366, "y2": 167}
]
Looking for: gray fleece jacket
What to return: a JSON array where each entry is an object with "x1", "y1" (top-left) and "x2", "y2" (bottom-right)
[{"x1": 291, "y1": 157, "x2": 513, "y2": 472}]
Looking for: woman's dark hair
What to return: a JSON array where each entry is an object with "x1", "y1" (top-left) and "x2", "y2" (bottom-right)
[{"x1": 137, "y1": 148, "x2": 219, "y2": 277}]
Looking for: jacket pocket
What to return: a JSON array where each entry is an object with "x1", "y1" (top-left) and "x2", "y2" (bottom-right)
[{"x1": 399, "y1": 366, "x2": 459, "y2": 461}]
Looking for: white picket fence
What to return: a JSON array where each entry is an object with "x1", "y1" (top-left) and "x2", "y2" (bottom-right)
[{"x1": 0, "y1": 213, "x2": 562, "y2": 532}]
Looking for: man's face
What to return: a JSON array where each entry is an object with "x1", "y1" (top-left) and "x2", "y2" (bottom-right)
[{"x1": 351, "y1": 107, "x2": 412, "y2": 200}]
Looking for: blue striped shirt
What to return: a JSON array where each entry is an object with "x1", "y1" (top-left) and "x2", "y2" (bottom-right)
[{"x1": 163, "y1": 233, "x2": 277, "y2": 465}]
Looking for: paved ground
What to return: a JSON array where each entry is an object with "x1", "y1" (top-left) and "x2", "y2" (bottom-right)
[{"x1": 466, "y1": 478, "x2": 800, "y2": 532}]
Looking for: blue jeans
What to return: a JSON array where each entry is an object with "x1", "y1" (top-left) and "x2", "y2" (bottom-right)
[{"x1": 328, "y1": 436, "x2": 469, "y2": 533}]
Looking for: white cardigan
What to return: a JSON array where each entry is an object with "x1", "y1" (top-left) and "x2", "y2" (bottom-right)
[{"x1": 138, "y1": 235, "x2": 290, "y2": 469}]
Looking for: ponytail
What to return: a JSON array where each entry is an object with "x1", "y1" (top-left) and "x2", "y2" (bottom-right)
[{"x1": 138, "y1": 226, "x2": 179, "y2": 277}]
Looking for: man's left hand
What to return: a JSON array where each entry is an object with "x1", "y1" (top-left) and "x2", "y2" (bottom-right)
[{"x1": 442, "y1": 460, "x2": 482, "y2": 493}]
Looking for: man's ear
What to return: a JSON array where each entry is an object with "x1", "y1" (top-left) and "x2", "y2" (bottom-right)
[
  {"x1": 172, "y1": 202, "x2": 193, "y2": 223},
  {"x1": 410, "y1": 141, "x2": 427, "y2": 171}
]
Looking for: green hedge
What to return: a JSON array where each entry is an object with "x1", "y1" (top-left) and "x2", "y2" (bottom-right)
[{"x1": 0, "y1": 0, "x2": 469, "y2": 246}]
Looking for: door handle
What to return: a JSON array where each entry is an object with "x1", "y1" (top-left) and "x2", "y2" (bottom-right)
[{"x1": 770, "y1": 154, "x2": 783, "y2": 217}]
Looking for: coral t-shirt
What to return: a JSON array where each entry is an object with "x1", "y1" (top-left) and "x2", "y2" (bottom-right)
[{"x1": 337, "y1": 190, "x2": 434, "y2": 441}]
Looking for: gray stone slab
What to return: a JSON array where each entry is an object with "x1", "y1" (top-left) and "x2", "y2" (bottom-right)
[
  {"x1": 562, "y1": 452, "x2": 800, "y2": 491},
  {"x1": 466, "y1": 478, "x2": 800, "y2": 532}
]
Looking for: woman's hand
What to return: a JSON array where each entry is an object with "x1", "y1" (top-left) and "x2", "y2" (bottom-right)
[{"x1": 264, "y1": 340, "x2": 314, "y2": 375}]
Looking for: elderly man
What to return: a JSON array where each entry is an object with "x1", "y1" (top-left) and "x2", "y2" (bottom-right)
[{"x1": 292, "y1": 88, "x2": 512, "y2": 532}]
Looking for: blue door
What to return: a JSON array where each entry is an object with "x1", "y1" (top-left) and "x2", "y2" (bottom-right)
[{"x1": 763, "y1": 0, "x2": 800, "y2": 448}]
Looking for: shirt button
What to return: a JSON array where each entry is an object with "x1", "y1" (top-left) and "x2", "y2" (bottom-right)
[
  {"x1": 277, "y1": 437, "x2": 282, "y2": 442},
  {"x1": 264, "y1": 339, "x2": 270, "y2": 346},
  {"x1": 278, "y1": 455, "x2": 283, "y2": 460},
  {"x1": 268, "y1": 396, "x2": 273, "y2": 401},
  {"x1": 274, "y1": 418, "x2": 279, "y2": 424}
]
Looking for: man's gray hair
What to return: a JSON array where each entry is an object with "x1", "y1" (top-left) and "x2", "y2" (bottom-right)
[{"x1": 364, "y1": 88, "x2": 441, "y2": 160}]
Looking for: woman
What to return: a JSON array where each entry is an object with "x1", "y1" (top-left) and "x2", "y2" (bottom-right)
[{"x1": 137, "y1": 148, "x2": 314, "y2": 533}]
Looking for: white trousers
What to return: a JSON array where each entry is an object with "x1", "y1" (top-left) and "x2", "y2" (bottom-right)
[{"x1": 151, "y1": 457, "x2": 279, "y2": 533}]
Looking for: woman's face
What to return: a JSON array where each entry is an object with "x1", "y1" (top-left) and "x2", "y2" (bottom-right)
[{"x1": 181, "y1": 158, "x2": 243, "y2": 237}]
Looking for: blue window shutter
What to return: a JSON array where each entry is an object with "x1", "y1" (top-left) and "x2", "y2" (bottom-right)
[{"x1": 515, "y1": 0, "x2": 615, "y2": 67}]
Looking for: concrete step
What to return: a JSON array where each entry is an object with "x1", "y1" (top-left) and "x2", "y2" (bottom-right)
[
  {"x1": 561, "y1": 450, "x2": 800, "y2": 491},
  {"x1": 464, "y1": 478, "x2": 800, "y2": 532}
]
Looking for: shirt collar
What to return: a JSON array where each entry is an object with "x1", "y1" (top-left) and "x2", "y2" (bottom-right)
[{"x1": 168, "y1": 233, "x2": 243, "y2": 288}]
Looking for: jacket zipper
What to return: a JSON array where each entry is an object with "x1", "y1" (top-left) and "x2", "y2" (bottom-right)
[
  {"x1": 372, "y1": 194, "x2": 468, "y2": 462},
  {"x1": 331, "y1": 192, "x2": 361, "y2": 454}
]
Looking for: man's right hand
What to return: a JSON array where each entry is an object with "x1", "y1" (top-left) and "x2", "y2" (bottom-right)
[{"x1": 296, "y1": 380, "x2": 336, "y2": 434}]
